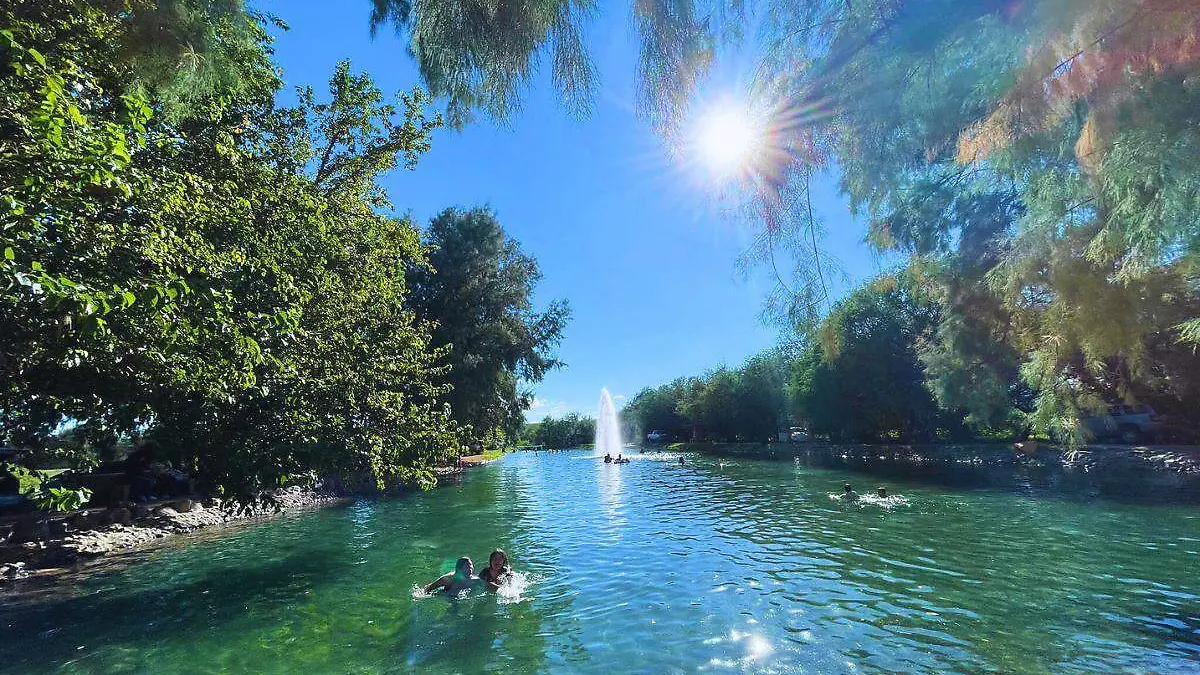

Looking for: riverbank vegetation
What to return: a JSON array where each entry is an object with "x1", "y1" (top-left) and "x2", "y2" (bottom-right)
[
  {"x1": 625, "y1": 1, "x2": 1200, "y2": 446},
  {"x1": 0, "y1": 1, "x2": 566, "y2": 505},
  {"x1": 5, "y1": 0, "x2": 1200, "y2": 502},
  {"x1": 626, "y1": 267, "x2": 1195, "y2": 445},
  {"x1": 523, "y1": 414, "x2": 596, "y2": 450}
]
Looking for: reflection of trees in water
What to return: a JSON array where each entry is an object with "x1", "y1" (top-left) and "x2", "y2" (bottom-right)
[{"x1": 0, "y1": 518, "x2": 358, "y2": 671}]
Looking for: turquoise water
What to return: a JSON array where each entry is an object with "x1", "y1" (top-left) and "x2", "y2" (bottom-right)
[{"x1": 2, "y1": 450, "x2": 1199, "y2": 674}]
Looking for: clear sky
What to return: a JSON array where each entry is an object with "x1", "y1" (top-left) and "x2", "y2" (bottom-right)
[{"x1": 261, "y1": 2, "x2": 891, "y2": 418}]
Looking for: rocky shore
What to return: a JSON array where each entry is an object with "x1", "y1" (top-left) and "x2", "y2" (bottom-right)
[
  {"x1": 0, "y1": 457, "x2": 498, "y2": 586},
  {"x1": 0, "y1": 487, "x2": 346, "y2": 584}
]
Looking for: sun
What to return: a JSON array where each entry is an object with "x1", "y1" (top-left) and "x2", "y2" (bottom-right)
[{"x1": 694, "y1": 101, "x2": 764, "y2": 178}]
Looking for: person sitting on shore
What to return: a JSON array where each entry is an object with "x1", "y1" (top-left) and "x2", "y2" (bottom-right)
[
  {"x1": 478, "y1": 549, "x2": 512, "y2": 591},
  {"x1": 843, "y1": 483, "x2": 859, "y2": 502},
  {"x1": 424, "y1": 557, "x2": 483, "y2": 596}
]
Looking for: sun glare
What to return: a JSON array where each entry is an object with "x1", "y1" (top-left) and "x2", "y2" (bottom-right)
[{"x1": 695, "y1": 101, "x2": 764, "y2": 178}]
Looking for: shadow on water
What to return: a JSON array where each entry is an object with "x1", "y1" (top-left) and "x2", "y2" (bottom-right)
[{"x1": 0, "y1": 534, "x2": 352, "y2": 670}]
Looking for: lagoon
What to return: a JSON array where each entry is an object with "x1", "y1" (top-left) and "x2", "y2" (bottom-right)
[{"x1": 2, "y1": 450, "x2": 1198, "y2": 673}]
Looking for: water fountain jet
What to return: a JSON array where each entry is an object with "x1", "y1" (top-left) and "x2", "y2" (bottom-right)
[{"x1": 596, "y1": 388, "x2": 622, "y2": 457}]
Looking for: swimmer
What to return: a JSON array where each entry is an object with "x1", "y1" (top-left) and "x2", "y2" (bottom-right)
[
  {"x1": 424, "y1": 556, "x2": 483, "y2": 595},
  {"x1": 843, "y1": 483, "x2": 859, "y2": 502},
  {"x1": 478, "y1": 549, "x2": 512, "y2": 591},
  {"x1": 679, "y1": 456, "x2": 685, "y2": 466},
  {"x1": 604, "y1": 453, "x2": 612, "y2": 463},
  {"x1": 876, "y1": 486, "x2": 887, "y2": 498}
]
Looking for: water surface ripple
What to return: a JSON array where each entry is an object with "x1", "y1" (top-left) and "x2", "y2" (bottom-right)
[{"x1": 2, "y1": 450, "x2": 1198, "y2": 674}]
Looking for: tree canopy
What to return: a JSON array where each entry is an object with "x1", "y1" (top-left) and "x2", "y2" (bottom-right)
[
  {"x1": 530, "y1": 413, "x2": 595, "y2": 449},
  {"x1": 408, "y1": 207, "x2": 570, "y2": 449},
  {"x1": 0, "y1": 0, "x2": 567, "y2": 499},
  {"x1": 624, "y1": 350, "x2": 790, "y2": 443}
]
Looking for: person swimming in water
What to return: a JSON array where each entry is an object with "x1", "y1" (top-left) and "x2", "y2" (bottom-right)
[
  {"x1": 424, "y1": 557, "x2": 483, "y2": 595},
  {"x1": 843, "y1": 483, "x2": 859, "y2": 501},
  {"x1": 478, "y1": 549, "x2": 512, "y2": 591},
  {"x1": 876, "y1": 486, "x2": 887, "y2": 498}
]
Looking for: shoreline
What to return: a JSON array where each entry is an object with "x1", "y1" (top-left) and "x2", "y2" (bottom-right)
[
  {"x1": 663, "y1": 441, "x2": 1200, "y2": 504},
  {"x1": 0, "y1": 487, "x2": 349, "y2": 586},
  {"x1": 0, "y1": 457, "x2": 498, "y2": 586}
]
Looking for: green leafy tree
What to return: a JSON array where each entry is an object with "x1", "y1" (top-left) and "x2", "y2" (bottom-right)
[
  {"x1": 409, "y1": 207, "x2": 570, "y2": 447},
  {"x1": 532, "y1": 413, "x2": 595, "y2": 449},
  {"x1": 623, "y1": 379, "x2": 692, "y2": 440},
  {"x1": 791, "y1": 275, "x2": 967, "y2": 443},
  {"x1": 742, "y1": 0, "x2": 1200, "y2": 440},
  {"x1": 1, "y1": 1, "x2": 460, "y2": 495},
  {"x1": 625, "y1": 351, "x2": 789, "y2": 443}
]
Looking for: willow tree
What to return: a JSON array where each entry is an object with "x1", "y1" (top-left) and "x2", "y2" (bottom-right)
[{"x1": 736, "y1": 0, "x2": 1200, "y2": 439}]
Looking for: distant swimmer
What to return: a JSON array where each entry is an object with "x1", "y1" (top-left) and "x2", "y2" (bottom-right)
[
  {"x1": 604, "y1": 453, "x2": 613, "y2": 463},
  {"x1": 425, "y1": 557, "x2": 483, "y2": 596},
  {"x1": 679, "y1": 456, "x2": 685, "y2": 466},
  {"x1": 876, "y1": 486, "x2": 887, "y2": 498},
  {"x1": 843, "y1": 483, "x2": 859, "y2": 501}
]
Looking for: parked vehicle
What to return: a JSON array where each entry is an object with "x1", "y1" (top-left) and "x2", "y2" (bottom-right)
[
  {"x1": 1082, "y1": 405, "x2": 1162, "y2": 444},
  {"x1": 788, "y1": 427, "x2": 809, "y2": 443}
]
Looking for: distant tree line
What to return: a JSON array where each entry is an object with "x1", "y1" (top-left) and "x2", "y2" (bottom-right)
[
  {"x1": 624, "y1": 352, "x2": 790, "y2": 444},
  {"x1": 627, "y1": 268, "x2": 1197, "y2": 445},
  {"x1": 525, "y1": 414, "x2": 596, "y2": 450}
]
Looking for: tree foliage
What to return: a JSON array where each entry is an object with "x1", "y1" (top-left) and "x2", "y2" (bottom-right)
[
  {"x1": 792, "y1": 275, "x2": 974, "y2": 443},
  {"x1": 1, "y1": 0, "x2": 462, "y2": 495},
  {"x1": 624, "y1": 350, "x2": 789, "y2": 443},
  {"x1": 531, "y1": 413, "x2": 595, "y2": 449},
  {"x1": 408, "y1": 207, "x2": 570, "y2": 447},
  {"x1": 745, "y1": 0, "x2": 1200, "y2": 439}
]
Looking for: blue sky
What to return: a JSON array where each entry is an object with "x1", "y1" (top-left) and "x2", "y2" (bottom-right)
[{"x1": 262, "y1": 2, "x2": 890, "y2": 418}]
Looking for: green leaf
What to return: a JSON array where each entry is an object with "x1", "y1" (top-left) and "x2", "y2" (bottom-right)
[{"x1": 3, "y1": 247, "x2": 13, "y2": 261}]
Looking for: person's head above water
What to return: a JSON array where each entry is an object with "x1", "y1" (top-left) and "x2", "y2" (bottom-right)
[
  {"x1": 488, "y1": 549, "x2": 508, "y2": 571},
  {"x1": 455, "y1": 556, "x2": 474, "y2": 577},
  {"x1": 844, "y1": 483, "x2": 854, "y2": 493},
  {"x1": 877, "y1": 486, "x2": 887, "y2": 497}
]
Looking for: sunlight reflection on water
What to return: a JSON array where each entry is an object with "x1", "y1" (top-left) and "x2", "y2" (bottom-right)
[{"x1": 2, "y1": 450, "x2": 1198, "y2": 674}]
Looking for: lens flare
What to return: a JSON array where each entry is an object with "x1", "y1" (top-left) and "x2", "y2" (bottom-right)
[{"x1": 694, "y1": 100, "x2": 765, "y2": 178}]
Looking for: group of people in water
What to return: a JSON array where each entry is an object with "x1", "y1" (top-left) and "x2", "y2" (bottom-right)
[
  {"x1": 425, "y1": 549, "x2": 513, "y2": 596},
  {"x1": 836, "y1": 482, "x2": 910, "y2": 508},
  {"x1": 602, "y1": 453, "x2": 630, "y2": 464},
  {"x1": 840, "y1": 483, "x2": 889, "y2": 501}
]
